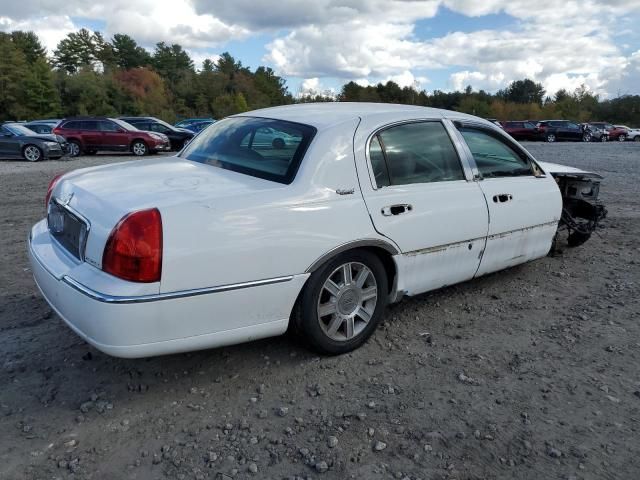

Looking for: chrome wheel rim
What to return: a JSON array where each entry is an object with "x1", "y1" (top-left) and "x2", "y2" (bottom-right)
[
  {"x1": 133, "y1": 142, "x2": 146, "y2": 155},
  {"x1": 317, "y1": 262, "x2": 378, "y2": 342},
  {"x1": 24, "y1": 146, "x2": 41, "y2": 161},
  {"x1": 70, "y1": 143, "x2": 80, "y2": 156}
]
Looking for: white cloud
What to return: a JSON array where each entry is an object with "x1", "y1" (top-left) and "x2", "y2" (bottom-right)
[{"x1": 1, "y1": 0, "x2": 640, "y2": 96}]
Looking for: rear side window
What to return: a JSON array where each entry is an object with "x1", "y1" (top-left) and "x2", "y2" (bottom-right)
[
  {"x1": 180, "y1": 117, "x2": 316, "y2": 184},
  {"x1": 458, "y1": 127, "x2": 533, "y2": 178},
  {"x1": 370, "y1": 122, "x2": 464, "y2": 187},
  {"x1": 80, "y1": 121, "x2": 98, "y2": 131},
  {"x1": 98, "y1": 121, "x2": 118, "y2": 132},
  {"x1": 62, "y1": 121, "x2": 81, "y2": 130}
]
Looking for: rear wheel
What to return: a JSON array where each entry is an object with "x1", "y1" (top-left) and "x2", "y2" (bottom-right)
[
  {"x1": 22, "y1": 145, "x2": 42, "y2": 162},
  {"x1": 546, "y1": 133, "x2": 556, "y2": 142},
  {"x1": 131, "y1": 140, "x2": 148, "y2": 156},
  {"x1": 601, "y1": 135, "x2": 608, "y2": 142},
  {"x1": 582, "y1": 133, "x2": 591, "y2": 142},
  {"x1": 635, "y1": 136, "x2": 640, "y2": 142},
  {"x1": 618, "y1": 134, "x2": 626, "y2": 142},
  {"x1": 68, "y1": 140, "x2": 82, "y2": 157},
  {"x1": 291, "y1": 250, "x2": 388, "y2": 355}
]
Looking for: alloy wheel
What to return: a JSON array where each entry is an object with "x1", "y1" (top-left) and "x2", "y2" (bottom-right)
[
  {"x1": 23, "y1": 146, "x2": 41, "y2": 162},
  {"x1": 618, "y1": 135, "x2": 626, "y2": 142},
  {"x1": 69, "y1": 142, "x2": 80, "y2": 157},
  {"x1": 546, "y1": 134, "x2": 556, "y2": 142},
  {"x1": 132, "y1": 142, "x2": 147, "y2": 156},
  {"x1": 316, "y1": 262, "x2": 378, "y2": 342}
]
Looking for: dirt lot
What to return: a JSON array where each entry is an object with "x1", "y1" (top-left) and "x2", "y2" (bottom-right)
[{"x1": 1, "y1": 143, "x2": 639, "y2": 480}]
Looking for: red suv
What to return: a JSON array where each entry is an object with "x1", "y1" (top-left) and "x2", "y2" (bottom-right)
[{"x1": 53, "y1": 117, "x2": 171, "y2": 157}]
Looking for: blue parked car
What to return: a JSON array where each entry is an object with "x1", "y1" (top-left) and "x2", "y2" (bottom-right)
[
  {"x1": 184, "y1": 120, "x2": 215, "y2": 133},
  {"x1": 175, "y1": 118, "x2": 215, "y2": 129}
]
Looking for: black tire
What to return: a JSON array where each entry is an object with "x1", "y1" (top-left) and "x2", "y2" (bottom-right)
[
  {"x1": 618, "y1": 134, "x2": 626, "y2": 142},
  {"x1": 291, "y1": 250, "x2": 388, "y2": 355},
  {"x1": 546, "y1": 133, "x2": 556, "y2": 142},
  {"x1": 131, "y1": 140, "x2": 148, "y2": 156},
  {"x1": 68, "y1": 140, "x2": 82, "y2": 157},
  {"x1": 634, "y1": 136, "x2": 640, "y2": 142},
  {"x1": 600, "y1": 135, "x2": 608, "y2": 142},
  {"x1": 22, "y1": 145, "x2": 43, "y2": 162}
]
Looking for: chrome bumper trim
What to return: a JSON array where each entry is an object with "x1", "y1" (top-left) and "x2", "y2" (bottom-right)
[{"x1": 61, "y1": 275, "x2": 295, "y2": 304}]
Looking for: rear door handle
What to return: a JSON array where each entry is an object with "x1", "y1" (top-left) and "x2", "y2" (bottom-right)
[
  {"x1": 381, "y1": 204, "x2": 413, "y2": 216},
  {"x1": 492, "y1": 194, "x2": 513, "y2": 203}
]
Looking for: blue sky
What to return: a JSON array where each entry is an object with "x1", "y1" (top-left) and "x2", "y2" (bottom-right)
[{"x1": 4, "y1": 1, "x2": 640, "y2": 97}]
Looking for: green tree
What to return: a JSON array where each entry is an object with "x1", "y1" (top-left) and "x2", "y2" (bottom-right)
[
  {"x1": 53, "y1": 28, "x2": 102, "y2": 73},
  {"x1": 0, "y1": 33, "x2": 29, "y2": 120},
  {"x1": 111, "y1": 34, "x2": 151, "y2": 69},
  {"x1": 23, "y1": 58, "x2": 61, "y2": 117},
  {"x1": 10, "y1": 31, "x2": 47, "y2": 64},
  {"x1": 497, "y1": 79, "x2": 546, "y2": 105}
]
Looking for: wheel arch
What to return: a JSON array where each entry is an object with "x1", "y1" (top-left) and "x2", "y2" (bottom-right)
[{"x1": 304, "y1": 239, "x2": 399, "y2": 298}]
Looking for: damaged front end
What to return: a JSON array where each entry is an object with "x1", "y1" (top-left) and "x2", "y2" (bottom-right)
[{"x1": 545, "y1": 165, "x2": 607, "y2": 247}]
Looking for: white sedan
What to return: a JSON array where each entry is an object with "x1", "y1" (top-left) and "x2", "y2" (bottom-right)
[{"x1": 29, "y1": 103, "x2": 606, "y2": 358}]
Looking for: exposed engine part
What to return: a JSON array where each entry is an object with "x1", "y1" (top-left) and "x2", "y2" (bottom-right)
[{"x1": 553, "y1": 173, "x2": 607, "y2": 247}]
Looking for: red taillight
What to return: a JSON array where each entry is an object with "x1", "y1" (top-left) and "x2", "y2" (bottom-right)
[
  {"x1": 102, "y1": 208, "x2": 163, "y2": 283},
  {"x1": 45, "y1": 173, "x2": 65, "y2": 207}
]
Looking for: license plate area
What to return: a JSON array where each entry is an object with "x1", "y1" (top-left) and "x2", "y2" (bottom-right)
[{"x1": 47, "y1": 202, "x2": 88, "y2": 260}]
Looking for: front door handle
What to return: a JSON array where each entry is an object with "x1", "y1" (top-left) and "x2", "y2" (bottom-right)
[
  {"x1": 381, "y1": 204, "x2": 413, "y2": 216},
  {"x1": 492, "y1": 194, "x2": 513, "y2": 203}
]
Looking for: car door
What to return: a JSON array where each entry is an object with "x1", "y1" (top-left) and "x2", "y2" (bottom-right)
[
  {"x1": 99, "y1": 120, "x2": 129, "y2": 151},
  {"x1": 566, "y1": 122, "x2": 582, "y2": 140},
  {"x1": 355, "y1": 119, "x2": 490, "y2": 296},
  {"x1": 81, "y1": 121, "x2": 101, "y2": 149},
  {"x1": 454, "y1": 124, "x2": 561, "y2": 276},
  {"x1": 0, "y1": 126, "x2": 17, "y2": 157}
]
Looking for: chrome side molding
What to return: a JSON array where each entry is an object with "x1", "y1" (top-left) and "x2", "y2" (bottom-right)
[{"x1": 62, "y1": 275, "x2": 295, "y2": 304}]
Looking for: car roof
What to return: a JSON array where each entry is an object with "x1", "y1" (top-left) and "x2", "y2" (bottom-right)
[{"x1": 235, "y1": 102, "x2": 489, "y2": 130}]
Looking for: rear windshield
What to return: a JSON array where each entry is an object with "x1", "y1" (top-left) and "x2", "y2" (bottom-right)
[{"x1": 180, "y1": 116, "x2": 316, "y2": 184}]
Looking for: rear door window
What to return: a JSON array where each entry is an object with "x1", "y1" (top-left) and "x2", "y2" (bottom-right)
[
  {"x1": 371, "y1": 121, "x2": 465, "y2": 187},
  {"x1": 81, "y1": 121, "x2": 99, "y2": 131},
  {"x1": 98, "y1": 120, "x2": 119, "y2": 132},
  {"x1": 458, "y1": 127, "x2": 534, "y2": 178}
]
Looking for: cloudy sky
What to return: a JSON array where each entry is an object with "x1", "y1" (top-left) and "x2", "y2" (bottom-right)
[{"x1": 1, "y1": 0, "x2": 640, "y2": 97}]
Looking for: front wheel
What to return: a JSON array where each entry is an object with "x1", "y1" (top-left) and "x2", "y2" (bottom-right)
[
  {"x1": 601, "y1": 135, "x2": 608, "y2": 142},
  {"x1": 68, "y1": 140, "x2": 82, "y2": 157},
  {"x1": 131, "y1": 140, "x2": 148, "y2": 156},
  {"x1": 291, "y1": 250, "x2": 388, "y2": 355},
  {"x1": 23, "y1": 145, "x2": 42, "y2": 162},
  {"x1": 582, "y1": 133, "x2": 591, "y2": 142},
  {"x1": 618, "y1": 134, "x2": 626, "y2": 142}
]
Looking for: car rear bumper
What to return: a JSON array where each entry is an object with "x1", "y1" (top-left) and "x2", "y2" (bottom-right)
[
  {"x1": 151, "y1": 141, "x2": 172, "y2": 152},
  {"x1": 29, "y1": 220, "x2": 308, "y2": 358}
]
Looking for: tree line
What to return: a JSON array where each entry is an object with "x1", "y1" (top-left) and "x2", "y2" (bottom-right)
[{"x1": 1, "y1": 29, "x2": 639, "y2": 125}]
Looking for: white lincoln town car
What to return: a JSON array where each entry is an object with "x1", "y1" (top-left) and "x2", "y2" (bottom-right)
[{"x1": 28, "y1": 103, "x2": 606, "y2": 358}]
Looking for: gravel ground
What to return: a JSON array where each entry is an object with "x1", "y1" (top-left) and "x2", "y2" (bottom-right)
[{"x1": 0, "y1": 143, "x2": 639, "y2": 480}]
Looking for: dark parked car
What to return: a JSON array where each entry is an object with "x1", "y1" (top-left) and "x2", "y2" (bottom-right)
[
  {"x1": 0, "y1": 123, "x2": 67, "y2": 161},
  {"x1": 119, "y1": 117, "x2": 194, "y2": 150},
  {"x1": 184, "y1": 120, "x2": 215, "y2": 133},
  {"x1": 500, "y1": 121, "x2": 539, "y2": 141},
  {"x1": 53, "y1": 117, "x2": 171, "y2": 157},
  {"x1": 24, "y1": 121, "x2": 57, "y2": 134},
  {"x1": 536, "y1": 120, "x2": 586, "y2": 142},
  {"x1": 175, "y1": 117, "x2": 215, "y2": 129}
]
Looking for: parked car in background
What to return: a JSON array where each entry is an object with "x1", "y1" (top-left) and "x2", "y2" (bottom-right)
[
  {"x1": 615, "y1": 125, "x2": 640, "y2": 142},
  {"x1": 589, "y1": 122, "x2": 627, "y2": 141},
  {"x1": 582, "y1": 124, "x2": 609, "y2": 142},
  {"x1": 0, "y1": 123, "x2": 67, "y2": 161},
  {"x1": 24, "y1": 121, "x2": 58, "y2": 134},
  {"x1": 175, "y1": 118, "x2": 215, "y2": 129},
  {"x1": 53, "y1": 117, "x2": 171, "y2": 157},
  {"x1": 500, "y1": 121, "x2": 539, "y2": 141},
  {"x1": 30, "y1": 103, "x2": 605, "y2": 358},
  {"x1": 120, "y1": 117, "x2": 194, "y2": 151},
  {"x1": 536, "y1": 120, "x2": 586, "y2": 142},
  {"x1": 184, "y1": 120, "x2": 215, "y2": 133}
]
